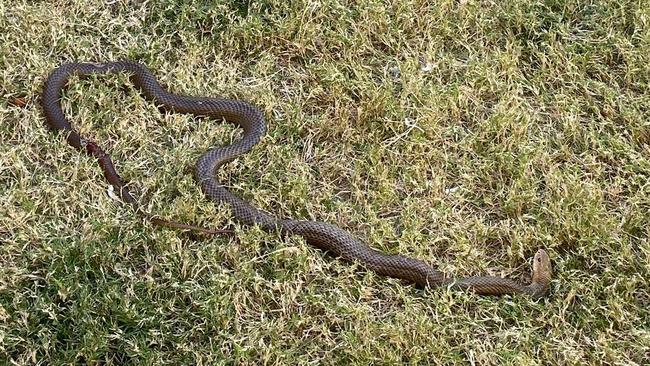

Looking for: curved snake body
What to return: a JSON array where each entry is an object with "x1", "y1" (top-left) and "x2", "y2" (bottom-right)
[{"x1": 42, "y1": 61, "x2": 552, "y2": 298}]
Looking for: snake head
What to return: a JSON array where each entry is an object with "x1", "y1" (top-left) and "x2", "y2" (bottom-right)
[{"x1": 529, "y1": 249, "x2": 552, "y2": 297}]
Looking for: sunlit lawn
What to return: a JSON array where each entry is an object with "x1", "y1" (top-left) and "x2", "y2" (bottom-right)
[{"x1": 1, "y1": 0, "x2": 648, "y2": 364}]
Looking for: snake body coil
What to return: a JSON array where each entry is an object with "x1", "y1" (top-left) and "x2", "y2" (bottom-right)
[{"x1": 42, "y1": 61, "x2": 552, "y2": 298}]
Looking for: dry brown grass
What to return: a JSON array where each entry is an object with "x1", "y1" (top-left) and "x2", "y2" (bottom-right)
[{"x1": 1, "y1": 0, "x2": 649, "y2": 364}]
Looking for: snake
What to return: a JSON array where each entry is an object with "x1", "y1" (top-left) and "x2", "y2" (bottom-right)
[{"x1": 42, "y1": 61, "x2": 552, "y2": 298}]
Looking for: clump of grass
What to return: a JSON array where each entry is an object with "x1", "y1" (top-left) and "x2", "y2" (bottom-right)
[{"x1": 1, "y1": 0, "x2": 649, "y2": 364}]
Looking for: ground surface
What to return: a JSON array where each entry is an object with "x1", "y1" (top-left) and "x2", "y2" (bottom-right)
[{"x1": 1, "y1": 0, "x2": 649, "y2": 364}]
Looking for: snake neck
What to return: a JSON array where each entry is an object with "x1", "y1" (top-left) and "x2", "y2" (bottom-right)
[
  {"x1": 524, "y1": 281, "x2": 549, "y2": 299},
  {"x1": 525, "y1": 269, "x2": 552, "y2": 299}
]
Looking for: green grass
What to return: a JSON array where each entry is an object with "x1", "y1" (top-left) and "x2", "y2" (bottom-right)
[{"x1": 1, "y1": 0, "x2": 649, "y2": 364}]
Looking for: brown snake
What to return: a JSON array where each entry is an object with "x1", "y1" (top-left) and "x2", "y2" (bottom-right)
[{"x1": 42, "y1": 61, "x2": 552, "y2": 298}]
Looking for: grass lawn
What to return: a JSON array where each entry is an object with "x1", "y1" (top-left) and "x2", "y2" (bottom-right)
[{"x1": 1, "y1": 0, "x2": 649, "y2": 364}]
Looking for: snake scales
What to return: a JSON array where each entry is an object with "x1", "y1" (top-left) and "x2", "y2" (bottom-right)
[{"x1": 42, "y1": 61, "x2": 552, "y2": 298}]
